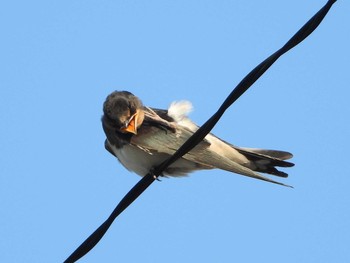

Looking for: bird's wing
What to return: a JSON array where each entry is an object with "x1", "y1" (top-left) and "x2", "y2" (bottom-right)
[{"x1": 131, "y1": 119, "x2": 291, "y2": 187}]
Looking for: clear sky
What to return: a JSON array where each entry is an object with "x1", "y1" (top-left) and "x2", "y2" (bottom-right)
[{"x1": 1, "y1": 1, "x2": 349, "y2": 262}]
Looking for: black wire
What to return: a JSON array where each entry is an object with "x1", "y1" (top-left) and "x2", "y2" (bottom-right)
[{"x1": 64, "y1": 1, "x2": 337, "y2": 262}]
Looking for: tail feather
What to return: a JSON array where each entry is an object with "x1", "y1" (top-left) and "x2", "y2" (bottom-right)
[
  {"x1": 239, "y1": 147, "x2": 293, "y2": 161},
  {"x1": 234, "y1": 147, "x2": 294, "y2": 178}
]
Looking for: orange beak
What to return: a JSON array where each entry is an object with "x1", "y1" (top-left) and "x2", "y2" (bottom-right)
[{"x1": 121, "y1": 112, "x2": 139, "y2": 135}]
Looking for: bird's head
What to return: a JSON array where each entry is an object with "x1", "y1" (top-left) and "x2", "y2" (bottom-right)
[{"x1": 103, "y1": 91, "x2": 145, "y2": 135}]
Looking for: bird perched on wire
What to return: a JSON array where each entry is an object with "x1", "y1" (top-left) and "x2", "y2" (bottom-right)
[{"x1": 102, "y1": 91, "x2": 294, "y2": 187}]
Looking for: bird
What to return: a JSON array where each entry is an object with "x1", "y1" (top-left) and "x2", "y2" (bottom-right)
[{"x1": 102, "y1": 91, "x2": 294, "y2": 187}]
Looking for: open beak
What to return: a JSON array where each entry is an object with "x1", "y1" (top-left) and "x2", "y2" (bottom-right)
[{"x1": 121, "y1": 111, "x2": 139, "y2": 134}]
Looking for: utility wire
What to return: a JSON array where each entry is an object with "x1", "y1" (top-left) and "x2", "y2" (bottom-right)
[{"x1": 64, "y1": 1, "x2": 337, "y2": 262}]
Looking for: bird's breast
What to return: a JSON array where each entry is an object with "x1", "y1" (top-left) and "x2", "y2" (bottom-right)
[{"x1": 108, "y1": 143, "x2": 164, "y2": 176}]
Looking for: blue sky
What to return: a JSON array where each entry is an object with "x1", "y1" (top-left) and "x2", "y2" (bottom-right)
[{"x1": 1, "y1": 1, "x2": 349, "y2": 262}]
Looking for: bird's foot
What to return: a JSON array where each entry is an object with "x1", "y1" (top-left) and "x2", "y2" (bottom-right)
[
  {"x1": 144, "y1": 107, "x2": 177, "y2": 133},
  {"x1": 149, "y1": 167, "x2": 162, "y2": 181}
]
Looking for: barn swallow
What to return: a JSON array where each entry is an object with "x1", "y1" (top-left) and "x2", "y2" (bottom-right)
[{"x1": 102, "y1": 91, "x2": 294, "y2": 186}]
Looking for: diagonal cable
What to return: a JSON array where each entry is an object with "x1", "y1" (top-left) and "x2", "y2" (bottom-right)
[{"x1": 64, "y1": 1, "x2": 337, "y2": 262}]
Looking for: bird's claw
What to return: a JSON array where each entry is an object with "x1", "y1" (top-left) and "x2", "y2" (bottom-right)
[{"x1": 149, "y1": 167, "x2": 162, "y2": 181}]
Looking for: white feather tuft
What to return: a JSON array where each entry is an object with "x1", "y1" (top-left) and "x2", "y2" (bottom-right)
[{"x1": 168, "y1": 101, "x2": 193, "y2": 122}]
